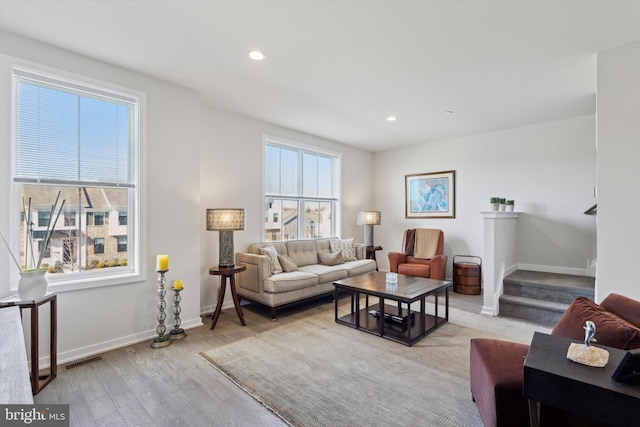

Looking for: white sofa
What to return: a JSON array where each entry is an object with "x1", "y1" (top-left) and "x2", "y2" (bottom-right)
[{"x1": 235, "y1": 238, "x2": 377, "y2": 319}]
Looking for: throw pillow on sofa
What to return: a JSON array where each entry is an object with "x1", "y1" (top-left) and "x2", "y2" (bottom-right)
[
  {"x1": 260, "y1": 244, "x2": 283, "y2": 274},
  {"x1": 319, "y1": 251, "x2": 344, "y2": 266},
  {"x1": 552, "y1": 296, "x2": 640, "y2": 350},
  {"x1": 277, "y1": 255, "x2": 298, "y2": 272},
  {"x1": 330, "y1": 237, "x2": 357, "y2": 261}
]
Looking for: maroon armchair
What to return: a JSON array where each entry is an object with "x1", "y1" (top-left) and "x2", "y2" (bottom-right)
[{"x1": 388, "y1": 229, "x2": 447, "y2": 281}]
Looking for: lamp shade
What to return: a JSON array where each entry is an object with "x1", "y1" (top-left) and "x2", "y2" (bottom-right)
[
  {"x1": 206, "y1": 209, "x2": 245, "y2": 231},
  {"x1": 357, "y1": 211, "x2": 381, "y2": 225}
]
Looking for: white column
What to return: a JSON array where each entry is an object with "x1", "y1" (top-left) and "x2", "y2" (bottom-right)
[{"x1": 481, "y1": 212, "x2": 520, "y2": 316}]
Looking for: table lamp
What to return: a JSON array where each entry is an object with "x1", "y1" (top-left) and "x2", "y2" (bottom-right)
[
  {"x1": 206, "y1": 208, "x2": 245, "y2": 267},
  {"x1": 357, "y1": 211, "x2": 381, "y2": 247}
]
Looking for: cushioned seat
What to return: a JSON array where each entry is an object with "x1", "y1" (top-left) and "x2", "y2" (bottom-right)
[
  {"x1": 388, "y1": 228, "x2": 447, "y2": 280},
  {"x1": 470, "y1": 338, "x2": 530, "y2": 427}
]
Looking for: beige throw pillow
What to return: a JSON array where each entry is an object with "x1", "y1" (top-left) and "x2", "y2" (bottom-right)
[
  {"x1": 277, "y1": 255, "x2": 298, "y2": 272},
  {"x1": 319, "y1": 251, "x2": 344, "y2": 266},
  {"x1": 260, "y1": 244, "x2": 283, "y2": 274},
  {"x1": 329, "y1": 237, "x2": 357, "y2": 261}
]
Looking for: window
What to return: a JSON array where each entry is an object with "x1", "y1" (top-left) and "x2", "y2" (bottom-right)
[
  {"x1": 12, "y1": 66, "x2": 139, "y2": 285},
  {"x1": 117, "y1": 236, "x2": 127, "y2": 253},
  {"x1": 264, "y1": 138, "x2": 339, "y2": 241},
  {"x1": 93, "y1": 237, "x2": 104, "y2": 254}
]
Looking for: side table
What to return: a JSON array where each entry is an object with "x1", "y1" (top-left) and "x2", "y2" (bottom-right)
[
  {"x1": 366, "y1": 246, "x2": 383, "y2": 270},
  {"x1": 524, "y1": 332, "x2": 640, "y2": 427},
  {"x1": 208, "y1": 264, "x2": 246, "y2": 330},
  {"x1": 0, "y1": 293, "x2": 57, "y2": 395}
]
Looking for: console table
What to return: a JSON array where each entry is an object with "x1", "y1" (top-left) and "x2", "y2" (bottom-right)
[
  {"x1": 0, "y1": 293, "x2": 57, "y2": 395},
  {"x1": 524, "y1": 332, "x2": 640, "y2": 427}
]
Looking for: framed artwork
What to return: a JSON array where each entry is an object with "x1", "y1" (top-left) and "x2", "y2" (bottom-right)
[{"x1": 405, "y1": 170, "x2": 456, "y2": 218}]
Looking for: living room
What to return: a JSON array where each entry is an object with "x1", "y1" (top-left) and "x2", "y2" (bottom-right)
[{"x1": 1, "y1": 1, "x2": 639, "y2": 425}]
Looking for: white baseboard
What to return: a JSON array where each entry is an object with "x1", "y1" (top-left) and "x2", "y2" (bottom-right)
[
  {"x1": 50, "y1": 316, "x2": 204, "y2": 367},
  {"x1": 516, "y1": 263, "x2": 589, "y2": 276}
]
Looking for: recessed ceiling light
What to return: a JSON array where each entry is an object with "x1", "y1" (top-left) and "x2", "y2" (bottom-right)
[
  {"x1": 248, "y1": 50, "x2": 266, "y2": 61},
  {"x1": 387, "y1": 116, "x2": 397, "y2": 122},
  {"x1": 444, "y1": 110, "x2": 454, "y2": 115}
]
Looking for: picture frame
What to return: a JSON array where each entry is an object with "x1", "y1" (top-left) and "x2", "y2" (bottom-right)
[{"x1": 405, "y1": 170, "x2": 456, "y2": 218}]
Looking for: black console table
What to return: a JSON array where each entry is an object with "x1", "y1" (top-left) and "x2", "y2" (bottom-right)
[{"x1": 524, "y1": 332, "x2": 640, "y2": 427}]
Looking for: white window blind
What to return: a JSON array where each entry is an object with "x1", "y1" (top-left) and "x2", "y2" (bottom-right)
[{"x1": 13, "y1": 69, "x2": 137, "y2": 187}]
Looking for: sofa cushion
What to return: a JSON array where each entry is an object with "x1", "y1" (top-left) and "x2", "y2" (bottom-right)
[
  {"x1": 600, "y1": 293, "x2": 640, "y2": 328},
  {"x1": 286, "y1": 240, "x2": 319, "y2": 267},
  {"x1": 277, "y1": 255, "x2": 298, "y2": 273},
  {"x1": 345, "y1": 259, "x2": 377, "y2": 277},
  {"x1": 260, "y1": 245, "x2": 283, "y2": 274},
  {"x1": 298, "y1": 264, "x2": 348, "y2": 284},
  {"x1": 248, "y1": 242, "x2": 286, "y2": 255},
  {"x1": 330, "y1": 237, "x2": 357, "y2": 261},
  {"x1": 319, "y1": 251, "x2": 344, "y2": 266},
  {"x1": 263, "y1": 271, "x2": 319, "y2": 293},
  {"x1": 552, "y1": 296, "x2": 640, "y2": 350}
]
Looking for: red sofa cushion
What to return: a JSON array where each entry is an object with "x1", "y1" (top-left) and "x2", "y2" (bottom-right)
[
  {"x1": 600, "y1": 293, "x2": 640, "y2": 328},
  {"x1": 551, "y1": 296, "x2": 640, "y2": 350}
]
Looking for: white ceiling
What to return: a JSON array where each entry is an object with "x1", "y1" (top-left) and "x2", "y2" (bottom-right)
[{"x1": 1, "y1": 1, "x2": 639, "y2": 152}]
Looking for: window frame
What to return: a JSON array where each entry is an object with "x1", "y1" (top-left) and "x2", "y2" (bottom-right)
[
  {"x1": 263, "y1": 135, "x2": 341, "y2": 242},
  {"x1": 3, "y1": 60, "x2": 146, "y2": 292}
]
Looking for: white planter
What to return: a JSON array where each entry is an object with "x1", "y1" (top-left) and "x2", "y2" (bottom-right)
[
  {"x1": 18, "y1": 270, "x2": 48, "y2": 300},
  {"x1": 499, "y1": 204, "x2": 506, "y2": 211},
  {"x1": 490, "y1": 203, "x2": 499, "y2": 211},
  {"x1": 506, "y1": 205, "x2": 515, "y2": 212}
]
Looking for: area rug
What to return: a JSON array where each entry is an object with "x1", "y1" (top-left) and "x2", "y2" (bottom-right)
[{"x1": 199, "y1": 305, "x2": 550, "y2": 427}]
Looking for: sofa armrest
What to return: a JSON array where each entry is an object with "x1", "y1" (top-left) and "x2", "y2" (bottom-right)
[
  {"x1": 431, "y1": 254, "x2": 448, "y2": 281},
  {"x1": 236, "y1": 252, "x2": 270, "y2": 294},
  {"x1": 388, "y1": 252, "x2": 407, "y2": 273}
]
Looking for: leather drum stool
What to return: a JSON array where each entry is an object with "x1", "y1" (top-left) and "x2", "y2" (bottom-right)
[{"x1": 470, "y1": 338, "x2": 530, "y2": 427}]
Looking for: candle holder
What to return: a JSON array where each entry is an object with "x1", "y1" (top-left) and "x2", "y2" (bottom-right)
[
  {"x1": 170, "y1": 286, "x2": 186, "y2": 340},
  {"x1": 151, "y1": 270, "x2": 172, "y2": 348}
]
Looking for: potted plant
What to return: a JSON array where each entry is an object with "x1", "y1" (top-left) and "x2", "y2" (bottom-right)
[
  {"x1": 499, "y1": 198, "x2": 507, "y2": 211},
  {"x1": 506, "y1": 200, "x2": 515, "y2": 212},
  {"x1": 490, "y1": 197, "x2": 500, "y2": 211}
]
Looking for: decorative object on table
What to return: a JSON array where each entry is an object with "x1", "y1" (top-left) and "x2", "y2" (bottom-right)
[
  {"x1": 356, "y1": 210, "x2": 381, "y2": 247},
  {"x1": 405, "y1": 170, "x2": 455, "y2": 218},
  {"x1": 0, "y1": 191, "x2": 65, "y2": 299},
  {"x1": 611, "y1": 348, "x2": 640, "y2": 384},
  {"x1": 206, "y1": 208, "x2": 245, "y2": 267},
  {"x1": 505, "y1": 200, "x2": 515, "y2": 212},
  {"x1": 386, "y1": 272, "x2": 398, "y2": 284},
  {"x1": 490, "y1": 197, "x2": 500, "y2": 211},
  {"x1": 170, "y1": 279, "x2": 186, "y2": 340},
  {"x1": 151, "y1": 255, "x2": 172, "y2": 348},
  {"x1": 566, "y1": 320, "x2": 609, "y2": 367},
  {"x1": 498, "y1": 198, "x2": 507, "y2": 211}
]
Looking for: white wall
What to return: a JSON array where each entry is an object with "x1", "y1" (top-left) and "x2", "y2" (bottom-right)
[
  {"x1": 596, "y1": 41, "x2": 640, "y2": 301},
  {"x1": 373, "y1": 116, "x2": 597, "y2": 280},
  {"x1": 199, "y1": 108, "x2": 374, "y2": 312},
  {"x1": 0, "y1": 32, "x2": 203, "y2": 363}
]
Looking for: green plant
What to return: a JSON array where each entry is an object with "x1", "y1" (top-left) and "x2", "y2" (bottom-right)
[
  {"x1": 90, "y1": 259, "x2": 99, "y2": 268},
  {"x1": 506, "y1": 200, "x2": 514, "y2": 205},
  {"x1": 490, "y1": 197, "x2": 500, "y2": 204},
  {"x1": 120, "y1": 258, "x2": 128, "y2": 266},
  {"x1": 499, "y1": 198, "x2": 506, "y2": 204},
  {"x1": 98, "y1": 261, "x2": 107, "y2": 268}
]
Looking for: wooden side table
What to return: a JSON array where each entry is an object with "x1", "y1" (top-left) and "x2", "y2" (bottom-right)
[
  {"x1": 0, "y1": 293, "x2": 57, "y2": 395},
  {"x1": 366, "y1": 246, "x2": 383, "y2": 270},
  {"x1": 208, "y1": 264, "x2": 246, "y2": 330}
]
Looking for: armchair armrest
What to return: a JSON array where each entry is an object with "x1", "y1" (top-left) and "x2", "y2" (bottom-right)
[
  {"x1": 430, "y1": 254, "x2": 448, "y2": 281},
  {"x1": 235, "y1": 252, "x2": 270, "y2": 294},
  {"x1": 388, "y1": 252, "x2": 407, "y2": 273}
]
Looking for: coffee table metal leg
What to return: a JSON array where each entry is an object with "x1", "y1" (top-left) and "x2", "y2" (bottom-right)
[
  {"x1": 379, "y1": 297, "x2": 385, "y2": 337},
  {"x1": 355, "y1": 292, "x2": 360, "y2": 328}
]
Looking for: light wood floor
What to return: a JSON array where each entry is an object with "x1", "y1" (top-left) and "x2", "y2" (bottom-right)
[{"x1": 34, "y1": 292, "x2": 482, "y2": 427}]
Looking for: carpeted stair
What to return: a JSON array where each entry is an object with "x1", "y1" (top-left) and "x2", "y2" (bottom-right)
[{"x1": 499, "y1": 270, "x2": 595, "y2": 325}]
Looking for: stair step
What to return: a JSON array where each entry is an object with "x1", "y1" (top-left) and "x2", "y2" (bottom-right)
[
  {"x1": 499, "y1": 294, "x2": 567, "y2": 325},
  {"x1": 503, "y1": 270, "x2": 594, "y2": 303}
]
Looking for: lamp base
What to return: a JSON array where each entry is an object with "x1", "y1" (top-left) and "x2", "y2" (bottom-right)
[
  {"x1": 219, "y1": 230, "x2": 235, "y2": 268},
  {"x1": 364, "y1": 224, "x2": 374, "y2": 248}
]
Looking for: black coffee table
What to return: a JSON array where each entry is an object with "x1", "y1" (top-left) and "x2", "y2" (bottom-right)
[
  {"x1": 333, "y1": 271, "x2": 451, "y2": 346},
  {"x1": 524, "y1": 332, "x2": 640, "y2": 427}
]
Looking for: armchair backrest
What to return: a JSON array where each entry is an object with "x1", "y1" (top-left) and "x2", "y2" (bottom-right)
[{"x1": 401, "y1": 228, "x2": 444, "y2": 258}]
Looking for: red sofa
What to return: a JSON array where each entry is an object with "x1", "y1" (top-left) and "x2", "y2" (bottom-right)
[{"x1": 470, "y1": 293, "x2": 640, "y2": 427}]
